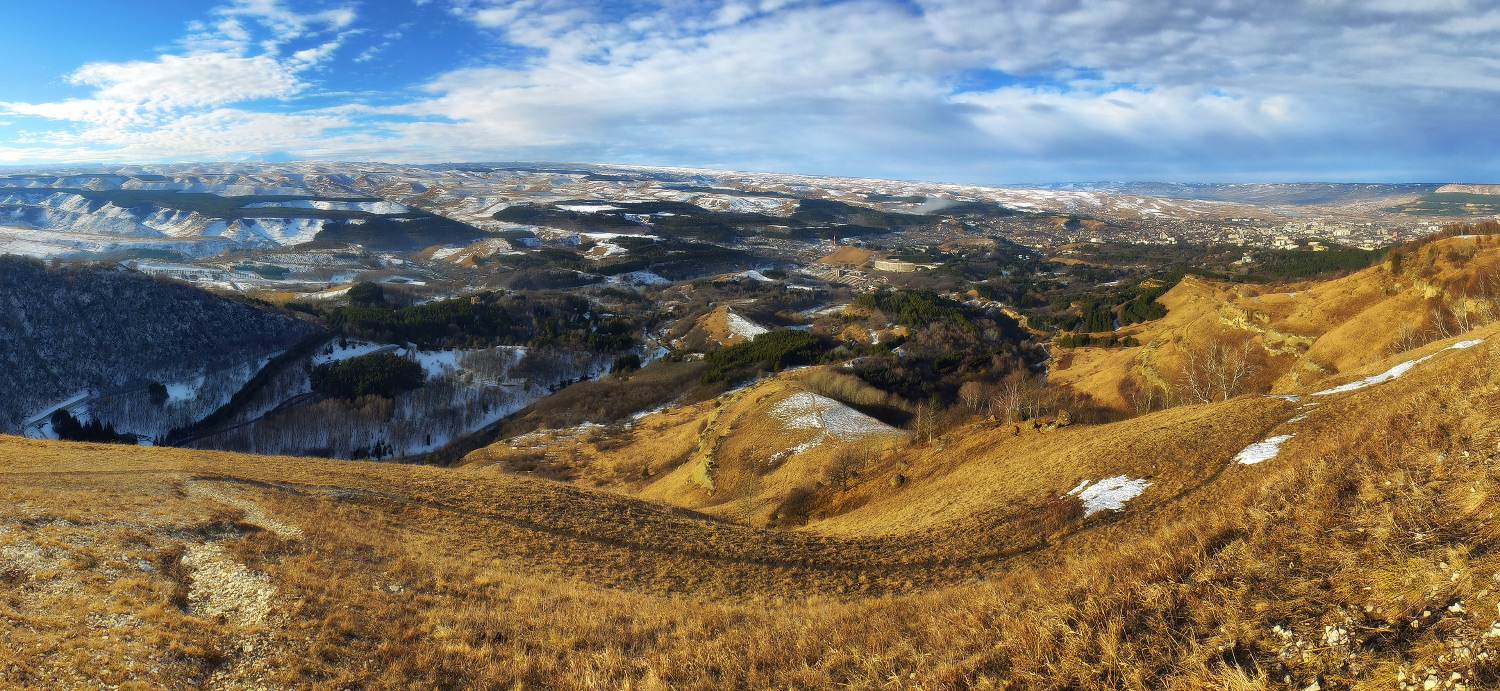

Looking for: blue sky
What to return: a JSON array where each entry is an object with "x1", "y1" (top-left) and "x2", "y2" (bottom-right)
[{"x1": 1, "y1": 0, "x2": 1498, "y2": 184}]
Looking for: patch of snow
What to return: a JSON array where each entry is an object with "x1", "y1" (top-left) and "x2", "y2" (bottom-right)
[
  {"x1": 732, "y1": 270, "x2": 774, "y2": 282},
  {"x1": 1311, "y1": 338, "x2": 1485, "y2": 396},
  {"x1": 585, "y1": 241, "x2": 627, "y2": 259},
  {"x1": 724, "y1": 310, "x2": 770, "y2": 340},
  {"x1": 1313, "y1": 360, "x2": 1424, "y2": 396},
  {"x1": 1265, "y1": 394, "x2": 1299, "y2": 402},
  {"x1": 20, "y1": 391, "x2": 90, "y2": 430},
  {"x1": 313, "y1": 340, "x2": 392, "y2": 366},
  {"x1": 608, "y1": 271, "x2": 670, "y2": 286},
  {"x1": 799, "y1": 303, "x2": 848, "y2": 317},
  {"x1": 294, "y1": 286, "x2": 352, "y2": 301},
  {"x1": 1232, "y1": 434, "x2": 1295, "y2": 465},
  {"x1": 203, "y1": 217, "x2": 328, "y2": 245},
  {"x1": 242, "y1": 199, "x2": 409, "y2": 214},
  {"x1": 1067, "y1": 476, "x2": 1152, "y2": 516},
  {"x1": 579, "y1": 231, "x2": 652, "y2": 241},
  {"x1": 400, "y1": 347, "x2": 463, "y2": 379},
  {"x1": 768, "y1": 391, "x2": 898, "y2": 441},
  {"x1": 557, "y1": 204, "x2": 622, "y2": 213},
  {"x1": 689, "y1": 194, "x2": 798, "y2": 215},
  {"x1": 165, "y1": 376, "x2": 206, "y2": 402},
  {"x1": 430, "y1": 247, "x2": 462, "y2": 260}
]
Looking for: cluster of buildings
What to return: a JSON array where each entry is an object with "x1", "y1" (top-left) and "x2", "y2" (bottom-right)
[{"x1": 979, "y1": 215, "x2": 1436, "y2": 252}]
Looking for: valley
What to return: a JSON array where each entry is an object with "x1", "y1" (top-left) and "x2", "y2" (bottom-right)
[
  {"x1": 5, "y1": 163, "x2": 1500, "y2": 689},
  {"x1": 0, "y1": 163, "x2": 1463, "y2": 463},
  {"x1": 7, "y1": 284, "x2": 1500, "y2": 689}
]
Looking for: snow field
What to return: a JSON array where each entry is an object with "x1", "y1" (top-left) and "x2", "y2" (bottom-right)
[
  {"x1": 607, "y1": 271, "x2": 671, "y2": 286},
  {"x1": 731, "y1": 270, "x2": 774, "y2": 283}
]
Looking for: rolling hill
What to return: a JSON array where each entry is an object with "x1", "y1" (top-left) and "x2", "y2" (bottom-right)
[
  {"x1": 10, "y1": 232, "x2": 1500, "y2": 688},
  {"x1": 1050, "y1": 234, "x2": 1500, "y2": 411},
  {"x1": 7, "y1": 302, "x2": 1500, "y2": 688},
  {"x1": 0, "y1": 256, "x2": 318, "y2": 437}
]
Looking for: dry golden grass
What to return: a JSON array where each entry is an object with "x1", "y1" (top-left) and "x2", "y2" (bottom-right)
[
  {"x1": 9, "y1": 324, "x2": 1500, "y2": 688},
  {"x1": 1052, "y1": 236, "x2": 1500, "y2": 411}
]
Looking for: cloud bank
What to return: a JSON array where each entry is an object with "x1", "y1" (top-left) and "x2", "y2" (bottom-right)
[{"x1": 2, "y1": 0, "x2": 1498, "y2": 182}]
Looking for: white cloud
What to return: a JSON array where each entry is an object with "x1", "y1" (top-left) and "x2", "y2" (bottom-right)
[
  {"x1": 376, "y1": 0, "x2": 1500, "y2": 180},
  {"x1": 2, "y1": 0, "x2": 1500, "y2": 181},
  {"x1": 216, "y1": 0, "x2": 356, "y2": 43},
  {"x1": 0, "y1": 0, "x2": 361, "y2": 164},
  {"x1": 68, "y1": 54, "x2": 303, "y2": 108}
]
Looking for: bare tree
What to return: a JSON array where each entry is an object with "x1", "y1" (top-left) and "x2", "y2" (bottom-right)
[
  {"x1": 911, "y1": 398, "x2": 941, "y2": 446},
  {"x1": 1474, "y1": 299, "x2": 1495, "y2": 328},
  {"x1": 958, "y1": 381, "x2": 990, "y2": 415},
  {"x1": 990, "y1": 374, "x2": 1039, "y2": 422},
  {"x1": 1430, "y1": 307, "x2": 1453, "y2": 340},
  {"x1": 1450, "y1": 298, "x2": 1474, "y2": 334},
  {"x1": 740, "y1": 474, "x2": 761, "y2": 518},
  {"x1": 1178, "y1": 338, "x2": 1258, "y2": 404},
  {"x1": 1124, "y1": 374, "x2": 1168, "y2": 414},
  {"x1": 825, "y1": 443, "x2": 868, "y2": 491}
]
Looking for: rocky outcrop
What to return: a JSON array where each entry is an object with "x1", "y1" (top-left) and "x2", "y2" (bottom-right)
[{"x1": 1216, "y1": 303, "x2": 1316, "y2": 356}]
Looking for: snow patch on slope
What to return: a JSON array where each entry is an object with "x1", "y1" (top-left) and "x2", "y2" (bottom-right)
[
  {"x1": 769, "y1": 392, "x2": 897, "y2": 440},
  {"x1": 1232, "y1": 434, "x2": 1295, "y2": 465},
  {"x1": 724, "y1": 309, "x2": 770, "y2": 340},
  {"x1": 732, "y1": 270, "x2": 774, "y2": 282},
  {"x1": 608, "y1": 271, "x2": 670, "y2": 286},
  {"x1": 1068, "y1": 476, "x2": 1152, "y2": 516},
  {"x1": 204, "y1": 218, "x2": 327, "y2": 246},
  {"x1": 243, "y1": 199, "x2": 409, "y2": 214},
  {"x1": 1312, "y1": 338, "x2": 1485, "y2": 396}
]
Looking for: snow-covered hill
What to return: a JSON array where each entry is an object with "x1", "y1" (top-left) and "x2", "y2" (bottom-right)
[
  {"x1": 0, "y1": 256, "x2": 317, "y2": 434},
  {"x1": 0, "y1": 162, "x2": 1443, "y2": 263}
]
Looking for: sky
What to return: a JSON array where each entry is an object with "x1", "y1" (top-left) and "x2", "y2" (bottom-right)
[{"x1": 0, "y1": 0, "x2": 1498, "y2": 184}]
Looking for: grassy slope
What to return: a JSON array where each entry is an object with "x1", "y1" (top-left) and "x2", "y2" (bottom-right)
[
  {"x1": 1051, "y1": 235, "x2": 1500, "y2": 410},
  {"x1": 8, "y1": 317, "x2": 1500, "y2": 687}
]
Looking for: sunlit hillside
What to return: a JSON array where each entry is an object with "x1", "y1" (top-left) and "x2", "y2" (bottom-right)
[
  {"x1": 8, "y1": 304, "x2": 1500, "y2": 688},
  {"x1": 1051, "y1": 234, "x2": 1500, "y2": 412}
]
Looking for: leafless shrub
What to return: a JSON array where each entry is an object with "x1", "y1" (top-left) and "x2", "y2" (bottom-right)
[{"x1": 1387, "y1": 321, "x2": 1427, "y2": 357}]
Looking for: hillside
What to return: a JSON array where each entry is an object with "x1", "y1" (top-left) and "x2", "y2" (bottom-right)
[
  {"x1": 7, "y1": 317, "x2": 1500, "y2": 688},
  {"x1": 1050, "y1": 234, "x2": 1500, "y2": 411},
  {"x1": 12, "y1": 233, "x2": 1500, "y2": 688},
  {"x1": 0, "y1": 257, "x2": 317, "y2": 435}
]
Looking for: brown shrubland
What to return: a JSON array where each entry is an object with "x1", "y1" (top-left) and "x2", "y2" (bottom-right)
[{"x1": 9, "y1": 294, "x2": 1500, "y2": 688}]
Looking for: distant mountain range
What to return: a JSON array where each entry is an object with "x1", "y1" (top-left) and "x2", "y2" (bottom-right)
[{"x1": 0, "y1": 163, "x2": 1478, "y2": 263}]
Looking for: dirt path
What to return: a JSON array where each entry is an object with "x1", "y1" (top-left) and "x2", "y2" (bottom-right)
[{"x1": 186, "y1": 478, "x2": 303, "y2": 539}]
